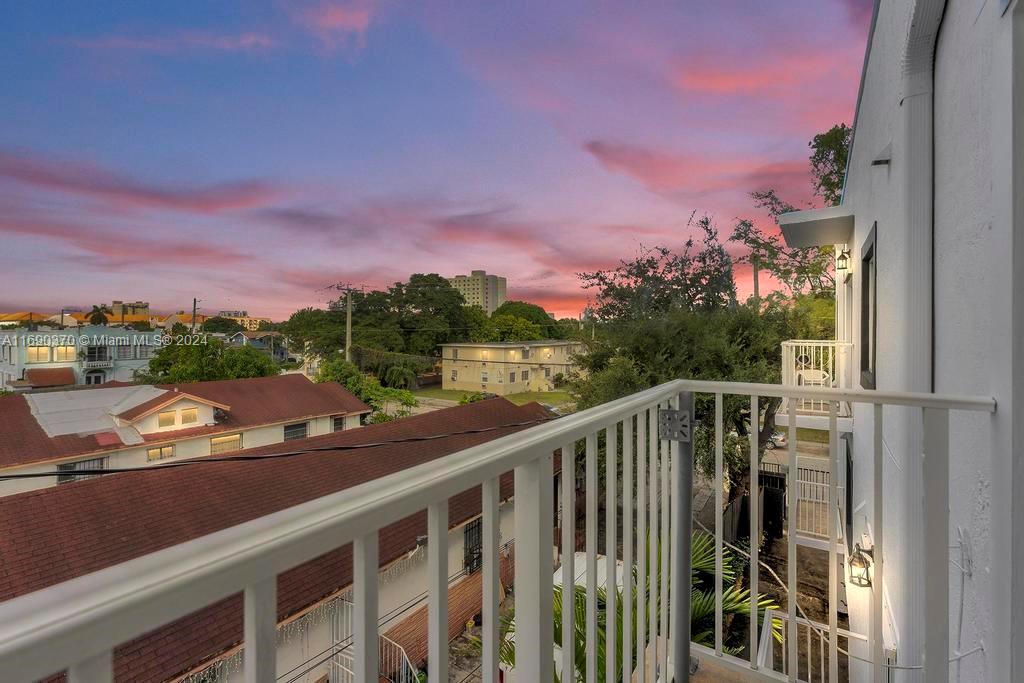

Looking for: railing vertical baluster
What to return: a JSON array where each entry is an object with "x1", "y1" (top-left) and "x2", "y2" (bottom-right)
[
  {"x1": 749, "y1": 395, "x2": 759, "y2": 669},
  {"x1": 606, "y1": 423, "x2": 618, "y2": 682},
  {"x1": 482, "y1": 477, "x2": 500, "y2": 683},
  {"x1": 787, "y1": 399, "x2": 798, "y2": 682},
  {"x1": 586, "y1": 431, "x2": 599, "y2": 683},
  {"x1": 623, "y1": 419, "x2": 634, "y2": 683},
  {"x1": 514, "y1": 454, "x2": 555, "y2": 683},
  {"x1": 827, "y1": 401, "x2": 838, "y2": 683},
  {"x1": 68, "y1": 651, "x2": 113, "y2": 683},
  {"x1": 243, "y1": 577, "x2": 277, "y2": 683},
  {"x1": 354, "y1": 532, "x2": 379, "y2": 683},
  {"x1": 923, "y1": 407, "x2": 950, "y2": 683},
  {"x1": 671, "y1": 391, "x2": 694, "y2": 683},
  {"x1": 714, "y1": 393, "x2": 724, "y2": 658},
  {"x1": 636, "y1": 411, "x2": 648, "y2": 680},
  {"x1": 428, "y1": 501, "x2": 449, "y2": 683},
  {"x1": 659, "y1": 402, "x2": 670, "y2": 681},
  {"x1": 871, "y1": 404, "x2": 884, "y2": 683},
  {"x1": 648, "y1": 406, "x2": 659, "y2": 675},
  {"x1": 562, "y1": 441, "x2": 577, "y2": 683}
]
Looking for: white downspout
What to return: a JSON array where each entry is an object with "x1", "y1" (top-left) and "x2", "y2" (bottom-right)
[{"x1": 899, "y1": 0, "x2": 945, "y2": 678}]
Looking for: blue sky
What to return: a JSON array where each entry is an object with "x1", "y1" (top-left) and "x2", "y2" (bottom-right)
[{"x1": 0, "y1": 0, "x2": 872, "y2": 318}]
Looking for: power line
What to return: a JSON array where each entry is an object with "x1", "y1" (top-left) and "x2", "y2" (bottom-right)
[{"x1": 0, "y1": 416, "x2": 555, "y2": 481}]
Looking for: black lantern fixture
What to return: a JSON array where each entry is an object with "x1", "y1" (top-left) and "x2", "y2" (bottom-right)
[
  {"x1": 836, "y1": 249, "x2": 851, "y2": 272},
  {"x1": 848, "y1": 543, "x2": 874, "y2": 588}
]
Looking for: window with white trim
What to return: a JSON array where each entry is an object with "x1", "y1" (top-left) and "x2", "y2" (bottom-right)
[
  {"x1": 26, "y1": 346, "x2": 49, "y2": 363},
  {"x1": 210, "y1": 433, "x2": 242, "y2": 454},
  {"x1": 283, "y1": 421, "x2": 308, "y2": 441},
  {"x1": 481, "y1": 370, "x2": 489, "y2": 384},
  {"x1": 158, "y1": 410, "x2": 176, "y2": 428},
  {"x1": 181, "y1": 407, "x2": 199, "y2": 425},
  {"x1": 147, "y1": 445, "x2": 174, "y2": 461},
  {"x1": 333, "y1": 415, "x2": 347, "y2": 432},
  {"x1": 522, "y1": 369, "x2": 530, "y2": 382},
  {"x1": 54, "y1": 345, "x2": 76, "y2": 362},
  {"x1": 451, "y1": 369, "x2": 458, "y2": 381}
]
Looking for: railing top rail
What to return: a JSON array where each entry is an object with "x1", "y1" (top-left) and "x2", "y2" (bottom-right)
[
  {"x1": 781, "y1": 339, "x2": 854, "y2": 346},
  {"x1": 0, "y1": 377, "x2": 994, "y2": 680}
]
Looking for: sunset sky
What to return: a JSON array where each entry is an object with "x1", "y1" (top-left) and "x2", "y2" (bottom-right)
[{"x1": 0, "y1": 1, "x2": 872, "y2": 320}]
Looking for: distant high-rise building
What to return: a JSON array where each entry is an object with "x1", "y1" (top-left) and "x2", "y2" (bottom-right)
[{"x1": 447, "y1": 270, "x2": 507, "y2": 315}]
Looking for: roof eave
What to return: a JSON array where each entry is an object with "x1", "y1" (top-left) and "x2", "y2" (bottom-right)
[{"x1": 778, "y1": 206, "x2": 855, "y2": 248}]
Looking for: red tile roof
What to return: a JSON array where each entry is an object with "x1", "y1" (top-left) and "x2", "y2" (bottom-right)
[
  {"x1": 22, "y1": 368, "x2": 76, "y2": 388},
  {"x1": 0, "y1": 374, "x2": 370, "y2": 470},
  {"x1": 0, "y1": 399, "x2": 555, "y2": 682}
]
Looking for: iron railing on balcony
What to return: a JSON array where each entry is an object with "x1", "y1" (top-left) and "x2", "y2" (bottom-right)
[
  {"x1": 781, "y1": 341, "x2": 854, "y2": 416},
  {"x1": 0, "y1": 379, "x2": 995, "y2": 683}
]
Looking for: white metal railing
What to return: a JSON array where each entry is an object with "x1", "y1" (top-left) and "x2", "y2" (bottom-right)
[
  {"x1": 758, "y1": 609, "x2": 867, "y2": 682},
  {"x1": 781, "y1": 341, "x2": 853, "y2": 416},
  {"x1": 330, "y1": 598, "x2": 420, "y2": 683},
  {"x1": 0, "y1": 379, "x2": 995, "y2": 683}
]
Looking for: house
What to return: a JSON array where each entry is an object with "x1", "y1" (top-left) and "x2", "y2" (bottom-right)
[
  {"x1": 219, "y1": 311, "x2": 273, "y2": 331},
  {"x1": 162, "y1": 312, "x2": 209, "y2": 329},
  {"x1": 0, "y1": 398, "x2": 552, "y2": 682},
  {"x1": 440, "y1": 340, "x2": 582, "y2": 395},
  {"x1": 0, "y1": 312, "x2": 55, "y2": 328},
  {"x1": 228, "y1": 330, "x2": 288, "y2": 362},
  {"x1": 0, "y1": 373, "x2": 370, "y2": 497},
  {"x1": 56, "y1": 312, "x2": 162, "y2": 328},
  {"x1": 770, "y1": 1, "x2": 1024, "y2": 681},
  {"x1": 0, "y1": 325, "x2": 163, "y2": 391},
  {"x1": 447, "y1": 270, "x2": 507, "y2": 314}
]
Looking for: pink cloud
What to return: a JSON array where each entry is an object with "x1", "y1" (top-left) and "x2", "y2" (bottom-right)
[
  {"x1": 291, "y1": 2, "x2": 373, "y2": 51},
  {"x1": 0, "y1": 150, "x2": 281, "y2": 214},
  {"x1": 66, "y1": 31, "x2": 276, "y2": 54}
]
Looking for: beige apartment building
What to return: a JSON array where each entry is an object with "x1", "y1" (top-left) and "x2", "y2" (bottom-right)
[
  {"x1": 440, "y1": 340, "x2": 582, "y2": 395},
  {"x1": 447, "y1": 270, "x2": 506, "y2": 314}
]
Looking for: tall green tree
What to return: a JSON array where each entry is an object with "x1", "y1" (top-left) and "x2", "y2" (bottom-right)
[
  {"x1": 202, "y1": 316, "x2": 244, "y2": 334},
  {"x1": 316, "y1": 357, "x2": 417, "y2": 422},
  {"x1": 579, "y1": 214, "x2": 737, "y2": 322},
  {"x1": 809, "y1": 123, "x2": 852, "y2": 206},
  {"x1": 492, "y1": 301, "x2": 562, "y2": 338},
  {"x1": 475, "y1": 315, "x2": 544, "y2": 342},
  {"x1": 87, "y1": 305, "x2": 110, "y2": 326},
  {"x1": 138, "y1": 340, "x2": 279, "y2": 383}
]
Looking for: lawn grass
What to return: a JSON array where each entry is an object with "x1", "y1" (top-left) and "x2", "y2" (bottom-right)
[
  {"x1": 411, "y1": 387, "x2": 469, "y2": 401},
  {"x1": 796, "y1": 427, "x2": 830, "y2": 443},
  {"x1": 504, "y1": 390, "x2": 573, "y2": 406}
]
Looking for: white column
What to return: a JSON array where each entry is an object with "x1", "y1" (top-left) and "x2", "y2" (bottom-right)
[
  {"x1": 354, "y1": 532, "x2": 379, "y2": 683},
  {"x1": 923, "y1": 407, "x2": 949, "y2": 683},
  {"x1": 244, "y1": 577, "x2": 277, "y2": 683},
  {"x1": 514, "y1": 454, "x2": 555, "y2": 683},
  {"x1": 483, "y1": 478, "x2": 501, "y2": 683},
  {"x1": 68, "y1": 651, "x2": 113, "y2": 683},
  {"x1": 428, "y1": 502, "x2": 449, "y2": 682}
]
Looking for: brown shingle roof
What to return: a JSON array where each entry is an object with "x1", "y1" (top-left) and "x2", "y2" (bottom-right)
[
  {"x1": 23, "y1": 368, "x2": 76, "y2": 388},
  {"x1": 113, "y1": 391, "x2": 230, "y2": 422},
  {"x1": 0, "y1": 399, "x2": 555, "y2": 682},
  {"x1": 0, "y1": 374, "x2": 370, "y2": 469}
]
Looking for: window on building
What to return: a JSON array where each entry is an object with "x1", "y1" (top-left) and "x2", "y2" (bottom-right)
[
  {"x1": 463, "y1": 518, "x2": 483, "y2": 574},
  {"x1": 147, "y1": 445, "x2": 174, "y2": 461},
  {"x1": 158, "y1": 410, "x2": 176, "y2": 428},
  {"x1": 284, "y1": 421, "x2": 308, "y2": 441},
  {"x1": 333, "y1": 415, "x2": 347, "y2": 432},
  {"x1": 481, "y1": 370, "x2": 489, "y2": 384},
  {"x1": 84, "y1": 371, "x2": 105, "y2": 385},
  {"x1": 138, "y1": 345, "x2": 152, "y2": 359},
  {"x1": 451, "y1": 348, "x2": 459, "y2": 360},
  {"x1": 507, "y1": 371, "x2": 516, "y2": 384},
  {"x1": 544, "y1": 367, "x2": 552, "y2": 379},
  {"x1": 522, "y1": 348, "x2": 531, "y2": 360},
  {"x1": 180, "y1": 407, "x2": 199, "y2": 424},
  {"x1": 54, "y1": 345, "x2": 76, "y2": 362},
  {"x1": 860, "y1": 224, "x2": 877, "y2": 389},
  {"x1": 57, "y1": 457, "x2": 107, "y2": 484},
  {"x1": 116, "y1": 345, "x2": 132, "y2": 360},
  {"x1": 451, "y1": 369, "x2": 458, "y2": 381},
  {"x1": 85, "y1": 346, "x2": 108, "y2": 362},
  {"x1": 26, "y1": 346, "x2": 49, "y2": 363},
  {"x1": 496, "y1": 370, "x2": 503, "y2": 384},
  {"x1": 210, "y1": 433, "x2": 242, "y2": 454},
  {"x1": 522, "y1": 370, "x2": 530, "y2": 382}
]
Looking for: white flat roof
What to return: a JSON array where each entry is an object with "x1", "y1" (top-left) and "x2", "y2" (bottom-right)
[
  {"x1": 778, "y1": 205, "x2": 854, "y2": 248},
  {"x1": 26, "y1": 386, "x2": 165, "y2": 440}
]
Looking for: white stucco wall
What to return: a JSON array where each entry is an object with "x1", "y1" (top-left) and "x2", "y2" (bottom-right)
[{"x1": 838, "y1": 2, "x2": 1019, "y2": 681}]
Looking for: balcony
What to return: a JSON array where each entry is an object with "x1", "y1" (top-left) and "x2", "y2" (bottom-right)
[
  {"x1": 0, "y1": 379, "x2": 994, "y2": 683},
  {"x1": 780, "y1": 341, "x2": 854, "y2": 430},
  {"x1": 81, "y1": 359, "x2": 114, "y2": 369}
]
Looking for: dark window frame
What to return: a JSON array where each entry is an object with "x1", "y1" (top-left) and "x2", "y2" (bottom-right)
[
  {"x1": 332, "y1": 415, "x2": 346, "y2": 432},
  {"x1": 860, "y1": 223, "x2": 878, "y2": 389},
  {"x1": 283, "y1": 421, "x2": 309, "y2": 441},
  {"x1": 57, "y1": 457, "x2": 108, "y2": 484},
  {"x1": 463, "y1": 517, "x2": 483, "y2": 574}
]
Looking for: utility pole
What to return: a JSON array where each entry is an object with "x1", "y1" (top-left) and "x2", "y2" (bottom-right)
[
  {"x1": 345, "y1": 288, "x2": 353, "y2": 363},
  {"x1": 751, "y1": 254, "x2": 761, "y2": 306},
  {"x1": 191, "y1": 298, "x2": 199, "y2": 332}
]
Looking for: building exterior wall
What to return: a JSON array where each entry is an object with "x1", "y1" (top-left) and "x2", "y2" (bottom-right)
[
  {"x1": 440, "y1": 342, "x2": 581, "y2": 396},
  {"x1": 0, "y1": 413, "x2": 361, "y2": 497},
  {"x1": 447, "y1": 270, "x2": 507, "y2": 315},
  {"x1": 835, "y1": 2, "x2": 1021, "y2": 680},
  {"x1": 0, "y1": 326, "x2": 161, "y2": 390}
]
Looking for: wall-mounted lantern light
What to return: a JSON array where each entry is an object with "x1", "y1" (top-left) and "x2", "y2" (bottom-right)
[
  {"x1": 848, "y1": 542, "x2": 874, "y2": 588},
  {"x1": 836, "y1": 249, "x2": 851, "y2": 272}
]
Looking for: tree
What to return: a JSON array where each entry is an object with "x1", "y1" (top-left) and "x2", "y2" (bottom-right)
[
  {"x1": 281, "y1": 308, "x2": 345, "y2": 360},
  {"x1": 477, "y1": 315, "x2": 543, "y2": 342},
  {"x1": 579, "y1": 214, "x2": 737, "y2": 322},
  {"x1": 316, "y1": 357, "x2": 418, "y2": 422},
  {"x1": 138, "y1": 339, "x2": 279, "y2": 383},
  {"x1": 809, "y1": 123, "x2": 852, "y2": 206},
  {"x1": 202, "y1": 316, "x2": 244, "y2": 334},
  {"x1": 492, "y1": 301, "x2": 562, "y2": 338},
  {"x1": 476, "y1": 533, "x2": 779, "y2": 681},
  {"x1": 87, "y1": 305, "x2": 110, "y2": 326}
]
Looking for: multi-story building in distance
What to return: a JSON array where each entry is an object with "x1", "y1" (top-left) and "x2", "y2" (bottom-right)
[
  {"x1": 440, "y1": 340, "x2": 582, "y2": 395},
  {"x1": 447, "y1": 270, "x2": 506, "y2": 314}
]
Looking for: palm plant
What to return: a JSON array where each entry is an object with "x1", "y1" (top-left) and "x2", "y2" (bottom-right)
[{"x1": 476, "y1": 532, "x2": 780, "y2": 682}]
